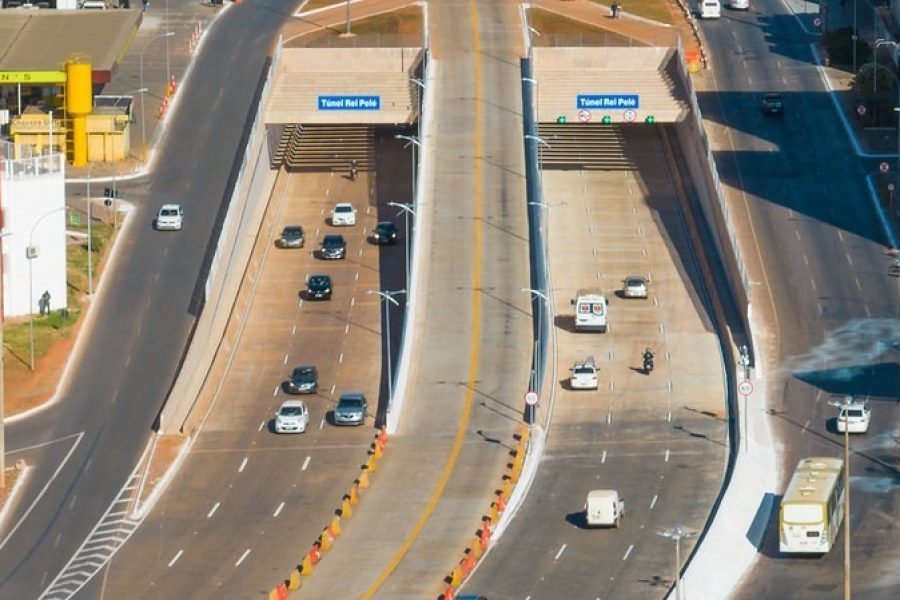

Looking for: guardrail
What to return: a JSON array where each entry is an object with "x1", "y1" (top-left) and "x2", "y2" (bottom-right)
[{"x1": 157, "y1": 42, "x2": 283, "y2": 435}]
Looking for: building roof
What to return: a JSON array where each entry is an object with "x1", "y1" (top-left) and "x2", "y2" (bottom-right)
[
  {"x1": 0, "y1": 9, "x2": 142, "y2": 84},
  {"x1": 264, "y1": 47, "x2": 423, "y2": 125}
]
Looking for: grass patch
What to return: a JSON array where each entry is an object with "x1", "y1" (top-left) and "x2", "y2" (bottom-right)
[
  {"x1": 2, "y1": 216, "x2": 113, "y2": 368},
  {"x1": 588, "y1": 0, "x2": 673, "y2": 25},
  {"x1": 530, "y1": 8, "x2": 618, "y2": 37},
  {"x1": 298, "y1": 0, "x2": 342, "y2": 12},
  {"x1": 0, "y1": 468, "x2": 24, "y2": 508},
  {"x1": 352, "y1": 6, "x2": 422, "y2": 35}
]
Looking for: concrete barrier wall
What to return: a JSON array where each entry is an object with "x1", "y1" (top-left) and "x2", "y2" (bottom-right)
[{"x1": 158, "y1": 44, "x2": 283, "y2": 435}]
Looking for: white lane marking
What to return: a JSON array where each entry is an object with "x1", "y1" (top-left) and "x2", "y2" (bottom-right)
[
  {"x1": 168, "y1": 549, "x2": 184, "y2": 567},
  {"x1": 283, "y1": 354, "x2": 289, "y2": 365},
  {"x1": 339, "y1": 352, "x2": 344, "y2": 363},
  {"x1": 606, "y1": 412, "x2": 612, "y2": 425},
  {"x1": 273, "y1": 386, "x2": 279, "y2": 397},
  {"x1": 803, "y1": 254, "x2": 809, "y2": 267},
  {"x1": 330, "y1": 384, "x2": 336, "y2": 395},
  {"x1": 345, "y1": 323, "x2": 350, "y2": 334},
  {"x1": 810, "y1": 278, "x2": 817, "y2": 291},
  {"x1": 794, "y1": 229, "x2": 801, "y2": 241},
  {"x1": 53, "y1": 533, "x2": 62, "y2": 548},
  {"x1": 319, "y1": 418, "x2": 326, "y2": 430},
  {"x1": 273, "y1": 502, "x2": 285, "y2": 517},
  {"x1": 554, "y1": 543, "x2": 567, "y2": 561},
  {"x1": 623, "y1": 544, "x2": 634, "y2": 561},
  {"x1": 351, "y1": 297, "x2": 355, "y2": 307},
  {"x1": 109, "y1": 390, "x2": 119, "y2": 404},
  {"x1": 238, "y1": 457, "x2": 248, "y2": 473},
  {"x1": 596, "y1": 271, "x2": 602, "y2": 280},
  {"x1": 854, "y1": 277, "x2": 862, "y2": 290},
  {"x1": 653, "y1": 296, "x2": 658, "y2": 306},
  {"x1": 803, "y1": 419, "x2": 810, "y2": 432},
  {"x1": 817, "y1": 302, "x2": 823, "y2": 316},
  {"x1": 298, "y1": 299, "x2": 303, "y2": 309},
  {"x1": 609, "y1": 381, "x2": 615, "y2": 392},
  {"x1": 207, "y1": 502, "x2": 220, "y2": 519},
  {"x1": 292, "y1": 325, "x2": 297, "y2": 336},
  {"x1": 838, "y1": 230, "x2": 844, "y2": 242},
  {"x1": 234, "y1": 548, "x2": 251, "y2": 567},
  {"x1": 864, "y1": 305, "x2": 871, "y2": 317},
  {"x1": 650, "y1": 494, "x2": 658, "y2": 510},
  {"x1": 68, "y1": 495, "x2": 78, "y2": 510},
  {"x1": 664, "y1": 449, "x2": 670, "y2": 462},
  {"x1": 846, "y1": 253, "x2": 853, "y2": 266},
  {"x1": 258, "y1": 421, "x2": 266, "y2": 432},
  {"x1": 302, "y1": 456, "x2": 311, "y2": 471},
  {"x1": 601, "y1": 450, "x2": 607, "y2": 464},
  {"x1": 658, "y1": 323, "x2": 664, "y2": 333},
  {"x1": 355, "y1": 271, "x2": 359, "y2": 281}
]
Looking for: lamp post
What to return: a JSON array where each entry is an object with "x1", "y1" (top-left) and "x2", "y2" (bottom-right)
[
  {"x1": 657, "y1": 525, "x2": 698, "y2": 600},
  {"x1": 86, "y1": 163, "x2": 94, "y2": 297},
  {"x1": 410, "y1": 77, "x2": 425, "y2": 129},
  {"x1": 852, "y1": 0, "x2": 858, "y2": 75},
  {"x1": 829, "y1": 396, "x2": 855, "y2": 600},
  {"x1": 27, "y1": 207, "x2": 66, "y2": 371},
  {"x1": 523, "y1": 76, "x2": 539, "y2": 127},
  {"x1": 521, "y1": 288, "x2": 549, "y2": 424},
  {"x1": 0, "y1": 229, "x2": 10, "y2": 488},
  {"x1": 367, "y1": 289, "x2": 406, "y2": 413},
  {"x1": 139, "y1": 31, "x2": 175, "y2": 162},
  {"x1": 387, "y1": 202, "x2": 416, "y2": 289}
]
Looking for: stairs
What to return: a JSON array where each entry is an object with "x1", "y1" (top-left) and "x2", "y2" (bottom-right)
[
  {"x1": 269, "y1": 124, "x2": 375, "y2": 172},
  {"x1": 536, "y1": 124, "x2": 638, "y2": 171}
]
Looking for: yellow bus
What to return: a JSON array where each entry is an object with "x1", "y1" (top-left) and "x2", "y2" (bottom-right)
[{"x1": 779, "y1": 457, "x2": 845, "y2": 554}]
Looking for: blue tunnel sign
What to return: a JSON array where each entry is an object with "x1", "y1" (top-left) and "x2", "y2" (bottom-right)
[
  {"x1": 576, "y1": 94, "x2": 640, "y2": 110},
  {"x1": 318, "y1": 95, "x2": 382, "y2": 111}
]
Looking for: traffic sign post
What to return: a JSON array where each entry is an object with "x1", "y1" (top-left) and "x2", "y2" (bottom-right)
[
  {"x1": 623, "y1": 109, "x2": 637, "y2": 123},
  {"x1": 524, "y1": 390, "x2": 539, "y2": 425},
  {"x1": 738, "y1": 380, "x2": 753, "y2": 453},
  {"x1": 577, "y1": 109, "x2": 592, "y2": 123}
]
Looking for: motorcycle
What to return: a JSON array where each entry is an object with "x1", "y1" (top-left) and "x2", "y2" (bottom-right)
[{"x1": 643, "y1": 354, "x2": 654, "y2": 373}]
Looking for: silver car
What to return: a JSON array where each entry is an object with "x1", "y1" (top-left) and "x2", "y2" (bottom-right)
[
  {"x1": 274, "y1": 400, "x2": 310, "y2": 434},
  {"x1": 333, "y1": 393, "x2": 367, "y2": 426},
  {"x1": 622, "y1": 275, "x2": 648, "y2": 299}
]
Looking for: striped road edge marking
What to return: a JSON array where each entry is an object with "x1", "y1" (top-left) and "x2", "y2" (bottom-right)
[
  {"x1": 38, "y1": 467, "x2": 146, "y2": 600},
  {"x1": 360, "y1": 1, "x2": 485, "y2": 596}
]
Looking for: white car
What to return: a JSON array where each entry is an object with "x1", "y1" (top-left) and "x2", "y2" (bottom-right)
[
  {"x1": 730, "y1": 0, "x2": 749, "y2": 8},
  {"x1": 331, "y1": 203, "x2": 357, "y2": 226},
  {"x1": 622, "y1": 275, "x2": 649, "y2": 299},
  {"x1": 274, "y1": 399, "x2": 310, "y2": 434},
  {"x1": 836, "y1": 401, "x2": 870, "y2": 434},
  {"x1": 570, "y1": 357, "x2": 599, "y2": 390},
  {"x1": 156, "y1": 204, "x2": 183, "y2": 230}
]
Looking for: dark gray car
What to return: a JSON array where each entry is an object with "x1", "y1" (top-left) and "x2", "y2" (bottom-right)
[
  {"x1": 287, "y1": 365, "x2": 318, "y2": 394},
  {"x1": 333, "y1": 392, "x2": 367, "y2": 426},
  {"x1": 320, "y1": 234, "x2": 346, "y2": 259},
  {"x1": 279, "y1": 225, "x2": 304, "y2": 248}
]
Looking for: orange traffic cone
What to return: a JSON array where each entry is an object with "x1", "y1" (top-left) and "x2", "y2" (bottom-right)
[
  {"x1": 359, "y1": 467, "x2": 370, "y2": 489},
  {"x1": 330, "y1": 513, "x2": 342, "y2": 537}
]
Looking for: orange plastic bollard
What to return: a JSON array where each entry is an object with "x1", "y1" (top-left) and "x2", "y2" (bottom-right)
[
  {"x1": 300, "y1": 554, "x2": 314, "y2": 576},
  {"x1": 497, "y1": 493, "x2": 508, "y2": 513},
  {"x1": 462, "y1": 550, "x2": 477, "y2": 573},
  {"x1": 365, "y1": 454, "x2": 377, "y2": 474},
  {"x1": 358, "y1": 467, "x2": 370, "y2": 489},
  {"x1": 489, "y1": 502, "x2": 499, "y2": 523},
  {"x1": 372, "y1": 441, "x2": 383, "y2": 459},
  {"x1": 450, "y1": 565, "x2": 463, "y2": 588},
  {"x1": 350, "y1": 484, "x2": 360, "y2": 505},
  {"x1": 471, "y1": 537, "x2": 483, "y2": 559},
  {"x1": 378, "y1": 425, "x2": 388, "y2": 447},
  {"x1": 330, "y1": 513, "x2": 342, "y2": 537},
  {"x1": 501, "y1": 477, "x2": 512, "y2": 499},
  {"x1": 288, "y1": 568, "x2": 301, "y2": 590},
  {"x1": 341, "y1": 496, "x2": 353, "y2": 518},
  {"x1": 320, "y1": 527, "x2": 333, "y2": 551},
  {"x1": 458, "y1": 557, "x2": 471, "y2": 577},
  {"x1": 309, "y1": 543, "x2": 321, "y2": 565}
]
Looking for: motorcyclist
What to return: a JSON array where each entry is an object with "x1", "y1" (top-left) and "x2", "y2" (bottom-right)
[
  {"x1": 349, "y1": 159, "x2": 359, "y2": 181},
  {"x1": 643, "y1": 347, "x2": 654, "y2": 372}
]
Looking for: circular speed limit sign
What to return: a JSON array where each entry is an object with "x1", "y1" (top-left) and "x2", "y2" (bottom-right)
[
  {"x1": 623, "y1": 109, "x2": 637, "y2": 122},
  {"x1": 880, "y1": 161, "x2": 890, "y2": 173},
  {"x1": 578, "y1": 109, "x2": 592, "y2": 123},
  {"x1": 738, "y1": 380, "x2": 754, "y2": 396},
  {"x1": 524, "y1": 391, "x2": 539, "y2": 406}
]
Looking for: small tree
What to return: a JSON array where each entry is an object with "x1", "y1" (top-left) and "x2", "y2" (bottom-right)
[{"x1": 823, "y1": 27, "x2": 872, "y2": 66}]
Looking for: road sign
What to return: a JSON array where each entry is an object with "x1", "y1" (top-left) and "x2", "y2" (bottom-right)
[
  {"x1": 880, "y1": 161, "x2": 890, "y2": 173},
  {"x1": 577, "y1": 94, "x2": 640, "y2": 110},
  {"x1": 888, "y1": 183, "x2": 895, "y2": 192},
  {"x1": 813, "y1": 17, "x2": 822, "y2": 28},
  {"x1": 577, "y1": 109, "x2": 592, "y2": 123},
  {"x1": 857, "y1": 104, "x2": 866, "y2": 116},
  {"x1": 524, "y1": 391, "x2": 539, "y2": 406},
  {"x1": 317, "y1": 95, "x2": 381, "y2": 111},
  {"x1": 738, "y1": 380, "x2": 753, "y2": 396},
  {"x1": 623, "y1": 109, "x2": 637, "y2": 122}
]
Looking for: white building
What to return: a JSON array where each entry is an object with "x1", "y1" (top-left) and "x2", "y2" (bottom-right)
[{"x1": 1, "y1": 140, "x2": 67, "y2": 317}]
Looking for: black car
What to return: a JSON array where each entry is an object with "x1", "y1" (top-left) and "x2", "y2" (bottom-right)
[
  {"x1": 279, "y1": 225, "x2": 304, "y2": 248},
  {"x1": 320, "y1": 234, "x2": 346, "y2": 259},
  {"x1": 373, "y1": 221, "x2": 398, "y2": 245},
  {"x1": 761, "y1": 93, "x2": 784, "y2": 116},
  {"x1": 287, "y1": 365, "x2": 318, "y2": 394},
  {"x1": 306, "y1": 274, "x2": 332, "y2": 300}
]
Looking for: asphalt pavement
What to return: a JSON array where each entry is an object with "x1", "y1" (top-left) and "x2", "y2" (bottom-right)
[
  {"x1": 693, "y1": 1, "x2": 900, "y2": 597},
  {"x1": 1, "y1": 1, "x2": 299, "y2": 597}
]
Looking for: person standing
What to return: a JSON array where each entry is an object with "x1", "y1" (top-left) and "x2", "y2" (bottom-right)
[{"x1": 40, "y1": 290, "x2": 51, "y2": 316}]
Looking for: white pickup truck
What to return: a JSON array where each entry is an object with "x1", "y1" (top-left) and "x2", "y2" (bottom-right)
[{"x1": 570, "y1": 356, "x2": 599, "y2": 390}]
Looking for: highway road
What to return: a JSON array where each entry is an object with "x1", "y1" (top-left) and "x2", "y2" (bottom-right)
[
  {"x1": 463, "y1": 126, "x2": 729, "y2": 599},
  {"x1": 86, "y1": 132, "x2": 409, "y2": 598},
  {"x1": 697, "y1": 3, "x2": 900, "y2": 598},
  {"x1": 0, "y1": 2, "x2": 298, "y2": 597}
]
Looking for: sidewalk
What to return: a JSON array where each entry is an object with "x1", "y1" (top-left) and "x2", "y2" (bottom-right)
[{"x1": 66, "y1": 1, "x2": 228, "y2": 181}]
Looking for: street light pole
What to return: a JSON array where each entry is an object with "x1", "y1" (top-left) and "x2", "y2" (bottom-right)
[
  {"x1": 521, "y1": 288, "x2": 549, "y2": 424},
  {"x1": 394, "y1": 134, "x2": 421, "y2": 209},
  {"x1": 0, "y1": 229, "x2": 10, "y2": 488},
  {"x1": 657, "y1": 525, "x2": 698, "y2": 600},
  {"x1": 367, "y1": 289, "x2": 406, "y2": 413},
  {"x1": 852, "y1": 0, "x2": 858, "y2": 75},
  {"x1": 387, "y1": 202, "x2": 417, "y2": 289},
  {"x1": 86, "y1": 163, "x2": 93, "y2": 297},
  {"x1": 139, "y1": 32, "x2": 175, "y2": 162}
]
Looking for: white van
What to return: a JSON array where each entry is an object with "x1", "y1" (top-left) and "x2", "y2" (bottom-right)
[
  {"x1": 585, "y1": 489, "x2": 625, "y2": 528},
  {"x1": 700, "y1": 0, "x2": 721, "y2": 18},
  {"x1": 572, "y1": 289, "x2": 608, "y2": 332}
]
